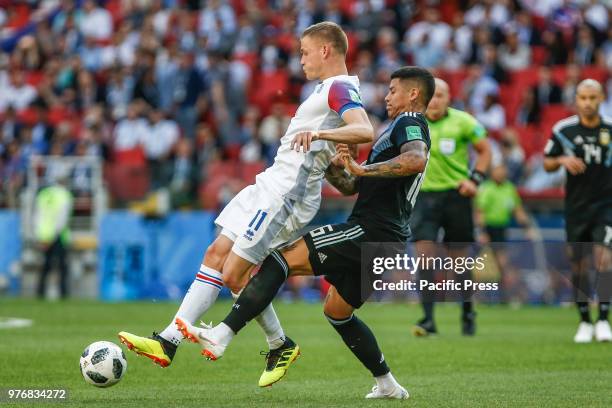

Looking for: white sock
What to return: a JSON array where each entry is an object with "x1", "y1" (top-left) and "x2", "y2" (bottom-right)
[
  {"x1": 160, "y1": 265, "x2": 224, "y2": 346},
  {"x1": 212, "y1": 322, "x2": 235, "y2": 347},
  {"x1": 231, "y1": 291, "x2": 285, "y2": 350},
  {"x1": 375, "y1": 371, "x2": 401, "y2": 393}
]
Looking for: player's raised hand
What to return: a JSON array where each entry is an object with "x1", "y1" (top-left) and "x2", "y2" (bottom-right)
[
  {"x1": 340, "y1": 146, "x2": 365, "y2": 176},
  {"x1": 458, "y1": 179, "x2": 478, "y2": 197},
  {"x1": 291, "y1": 131, "x2": 319, "y2": 152},
  {"x1": 330, "y1": 144, "x2": 348, "y2": 168},
  {"x1": 558, "y1": 156, "x2": 586, "y2": 175}
]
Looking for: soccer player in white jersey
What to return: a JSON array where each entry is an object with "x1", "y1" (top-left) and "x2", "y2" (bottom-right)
[{"x1": 118, "y1": 21, "x2": 374, "y2": 387}]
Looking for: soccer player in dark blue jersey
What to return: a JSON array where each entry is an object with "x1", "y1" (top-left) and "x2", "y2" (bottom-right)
[{"x1": 177, "y1": 66, "x2": 435, "y2": 399}]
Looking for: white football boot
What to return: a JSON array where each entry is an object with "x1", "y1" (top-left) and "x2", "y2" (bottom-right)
[
  {"x1": 365, "y1": 384, "x2": 409, "y2": 400},
  {"x1": 573, "y1": 322, "x2": 594, "y2": 343},
  {"x1": 594, "y1": 320, "x2": 612, "y2": 342},
  {"x1": 175, "y1": 317, "x2": 227, "y2": 360}
]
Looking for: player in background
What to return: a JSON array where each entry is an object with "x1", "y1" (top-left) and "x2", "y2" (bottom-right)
[
  {"x1": 411, "y1": 78, "x2": 491, "y2": 336},
  {"x1": 543, "y1": 79, "x2": 612, "y2": 343},
  {"x1": 176, "y1": 66, "x2": 434, "y2": 399},
  {"x1": 118, "y1": 21, "x2": 374, "y2": 387}
]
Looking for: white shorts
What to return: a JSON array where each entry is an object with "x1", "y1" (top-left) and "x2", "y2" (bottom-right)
[{"x1": 214, "y1": 183, "x2": 319, "y2": 264}]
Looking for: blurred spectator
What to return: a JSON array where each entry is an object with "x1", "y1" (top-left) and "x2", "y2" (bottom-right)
[
  {"x1": 1, "y1": 106, "x2": 22, "y2": 144},
  {"x1": 143, "y1": 110, "x2": 179, "y2": 188},
  {"x1": 541, "y1": 29, "x2": 569, "y2": 65},
  {"x1": 464, "y1": 65, "x2": 500, "y2": 113},
  {"x1": 517, "y1": 87, "x2": 540, "y2": 125},
  {"x1": 573, "y1": 26, "x2": 597, "y2": 66},
  {"x1": 79, "y1": 0, "x2": 113, "y2": 41},
  {"x1": 0, "y1": 69, "x2": 37, "y2": 113},
  {"x1": 195, "y1": 123, "x2": 220, "y2": 182},
  {"x1": 259, "y1": 102, "x2": 290, "y2": 164},
  {"x1": 172, "y1": 52, "x2": 207, "y2": 139},
  {"x1": 481, "y1": 44, "x2": 508, "y2": 84},
  {"x1": 600, "y1": 73, "x2": 612, "y2": 117},
  {"x1": 238, "y1": 107, "x2": 262, "y2": 163},
  {"x1": 562, "y1": 64, "x2": 582, "y2": 107},
  {"x1": 532, "y1": 66, "x2": 562, "y2": 106},
  {"x1": 499, "y1": 30, "x2": 531, "y2": 71},
  {"x1": 106, "y1": 68, "x2": 134, "y2": 120},
  {"x1": 169, "y1": 138, "x2": 197, "y2": 208},
  {"x1": 405, "y1": 8, "x2": 451, "y2": 51},
  {"x1": 78, "y1": 36, "x2": 104, "y2": 72},
  {"x1": 133, "y1": 68, "x2": 160, "y2": 109},
  {"x1": 475, "y1": 93, "x2": 506, "y2": 132},
  {"x1": 498, "y1": 128, "x2": 526, "y2": 184},
  {"x1": 112, "y1": 103, "x2": 148, "y2": 155},
  {"x1": 2, "y1": 140, "x2": 27, "y2": 208}
]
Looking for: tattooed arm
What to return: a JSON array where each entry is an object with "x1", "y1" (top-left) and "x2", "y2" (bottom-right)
[
  {"x1": 341, "y1": 140, "x2": 428, "y2": 178},
  {"x1": 324, "y1": 160, "x2": 360, "y2": 196}
]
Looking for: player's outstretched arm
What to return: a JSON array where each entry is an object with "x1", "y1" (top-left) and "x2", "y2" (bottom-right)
[
  {"x1": 341, "y1": 140, "x2": 428, "y2": 178},
  {"x1": 325, "y1": 146, "x2": 360, "y2": 195},
  {"x1": 291, "y1": 109, "x2": 373, "y2": 152}
]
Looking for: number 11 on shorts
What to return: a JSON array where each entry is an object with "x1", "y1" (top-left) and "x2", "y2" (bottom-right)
[{"x1": 248, "y1": 209, "x2": 268, "y2": 232}]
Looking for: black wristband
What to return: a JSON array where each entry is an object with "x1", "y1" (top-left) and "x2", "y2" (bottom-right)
[{"x1": 470, "y1": 170, "x2": 486, "y2": 186}]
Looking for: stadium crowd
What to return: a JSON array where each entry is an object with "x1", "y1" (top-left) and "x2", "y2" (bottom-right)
[{"x1": 1, "y1": 0, "x2": 611, "y2": 209}]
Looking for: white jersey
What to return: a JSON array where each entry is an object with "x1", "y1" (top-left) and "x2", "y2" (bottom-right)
[
  {"x1": 215, "y1": 74, "x2": 364, "y2": 264},
  {"x1": 256, "y1": 74, "x2": 363, "y2": 202}
]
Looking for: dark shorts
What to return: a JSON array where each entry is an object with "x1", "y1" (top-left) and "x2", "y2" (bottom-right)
[
  {"x1": 566, "y1": 205, "x2": 612, "y2": 259},
  {"x1": 410, "y1": 190, "x2": 474, "y2": 243},
  {"x1": 303, "y1": 222, "x2": 374, "y2": 309},
  {"x1": 486, "y1": 226, "x2": 507, "y2": 243}
]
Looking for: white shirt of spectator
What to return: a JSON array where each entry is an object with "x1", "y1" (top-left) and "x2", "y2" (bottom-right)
[
  {"x1": 79, "y1": 7, "x2": 113, "y2": 41},
  {"x1": 143, "y1": 120, "x2": 179, "y2": 160},
  {"x1": 405, "y1": 20, "x2": 452, "y2": 50},
  {"x1": 113, "y1": 118, "x2": 149, "y2": 151},
  {"x1": 0, "y1": 82, "x2": 37, "y2": 113}
]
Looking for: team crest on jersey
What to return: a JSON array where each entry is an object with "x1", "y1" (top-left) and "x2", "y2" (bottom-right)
[
  {"x1": 349, "y1": 89, "x2": 362, "y2": 103},
  {"x1": 599, "y1": 128, "x2": 610, "y2": 146},
  {"x1": 574, "y1": 135, "x2": 584, "y2": 145}
]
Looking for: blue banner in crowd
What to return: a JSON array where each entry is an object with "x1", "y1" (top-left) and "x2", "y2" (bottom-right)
[
  {"x1": 0, "y1": 211, "x2": 22, "y2": 294},
  {"x1": 98, "y1": 211, "x2": 216, "y2": 301}
]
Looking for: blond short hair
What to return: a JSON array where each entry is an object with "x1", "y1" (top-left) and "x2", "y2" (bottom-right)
[{"x1": 302, "y1": 21, "x2": 348, "y2": 56}]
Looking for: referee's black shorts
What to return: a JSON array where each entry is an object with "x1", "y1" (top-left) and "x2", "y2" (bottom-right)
[
  {"x1": 410, "y1": 190, "x2": 474, "y2": 243},
  {"x1": 303, "y1": 222, "x2": 371, "y2": 309}
]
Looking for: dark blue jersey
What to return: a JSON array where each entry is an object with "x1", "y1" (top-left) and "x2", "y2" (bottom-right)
[{"x1": 348, "y1": 112, "x2": 431, "y2": 241}]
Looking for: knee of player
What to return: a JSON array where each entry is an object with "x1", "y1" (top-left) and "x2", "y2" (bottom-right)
[
  {"x1": 203, "y1": 241, "x2": 229, "y2": 270},
  {"x1": 222, "y1": 271, "x2": 246, "y2": 293},
  {"x1": 323, "y1": 300, "x2": 351, "y2": 321}
]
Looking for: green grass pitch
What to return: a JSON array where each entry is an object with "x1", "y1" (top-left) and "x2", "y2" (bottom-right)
[{"x1": 0, "y1": 298, "x2": 611, "y2": 407}]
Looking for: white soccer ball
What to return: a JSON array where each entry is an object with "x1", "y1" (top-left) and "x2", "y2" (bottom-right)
[{"x1": 79, "y1": 341, "x2": 127, "y2": 387}]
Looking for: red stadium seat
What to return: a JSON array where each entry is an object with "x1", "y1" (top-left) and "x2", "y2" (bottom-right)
[
  {"x1": 105, "y1": 164, "x2": 150, "y2": 202},
  {"x1": 114, "y1": 147, "x2": 146, "y2": 165},
  {"x1": 239, "y1": 161, "x2": 266, "y2": 184},
  {"x1": 206, "y1": 161, "x2": 239, "y2": 180},
  {"x1": 512, "y1": 125, "x2": 541, "y2": 158}
]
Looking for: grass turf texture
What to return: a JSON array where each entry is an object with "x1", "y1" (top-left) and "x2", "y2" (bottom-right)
[{"x1": 0, "y1": 299, "x2": 611, "y2": 407}]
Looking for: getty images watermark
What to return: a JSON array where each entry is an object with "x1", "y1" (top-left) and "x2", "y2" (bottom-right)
[{"x1": 359, "y1": 242, "x2": 611, "y2": 305}]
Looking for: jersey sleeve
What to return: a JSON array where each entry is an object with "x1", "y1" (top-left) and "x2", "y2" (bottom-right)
[
  {"x1": 463, "y1": 114, "x2": 487, "y2": 144},
  {"x1": 390, "y1": 115, "x2": 430, "y2": 149},
  {"x1": 543, "y1": 132, "x2": 564, "y2": 157},
  {"x1": 328, "y1": 80, "x2": 364, "y2": 118}
]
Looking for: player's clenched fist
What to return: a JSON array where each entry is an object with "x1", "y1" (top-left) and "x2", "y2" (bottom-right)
[
  {"x1": 291, "y1": 131, "x2": 319, "y2": 152},
  {"x1": 339, "y1": 146, "x2": 365, "y2": 176},
  {"x1": 558, "y1": 156, "x2": 586, "y2": 175}
]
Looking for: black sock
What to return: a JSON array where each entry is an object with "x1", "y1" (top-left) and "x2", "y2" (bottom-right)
[
  {"x1": 422, "y1": 301, "x2": 434, "y2": 321},
  {"x1": 222, "y1": 251, "x2": 288, "y2": 333},
  {"x1": 577, "y1": 302, "x2": 591, "y2": 323},
  {"x1": 462, "y1": 301, "x2": 474, "y2": 316},
  {"x1": 599, "y1": 302, "x2": 610, "y2": 321},
  {"x1": 326, "y1": 314, "x2": 389, "y2": 377},
  {"x1": 420, "y1": 268, "x2": 435, "y2": 321}
]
